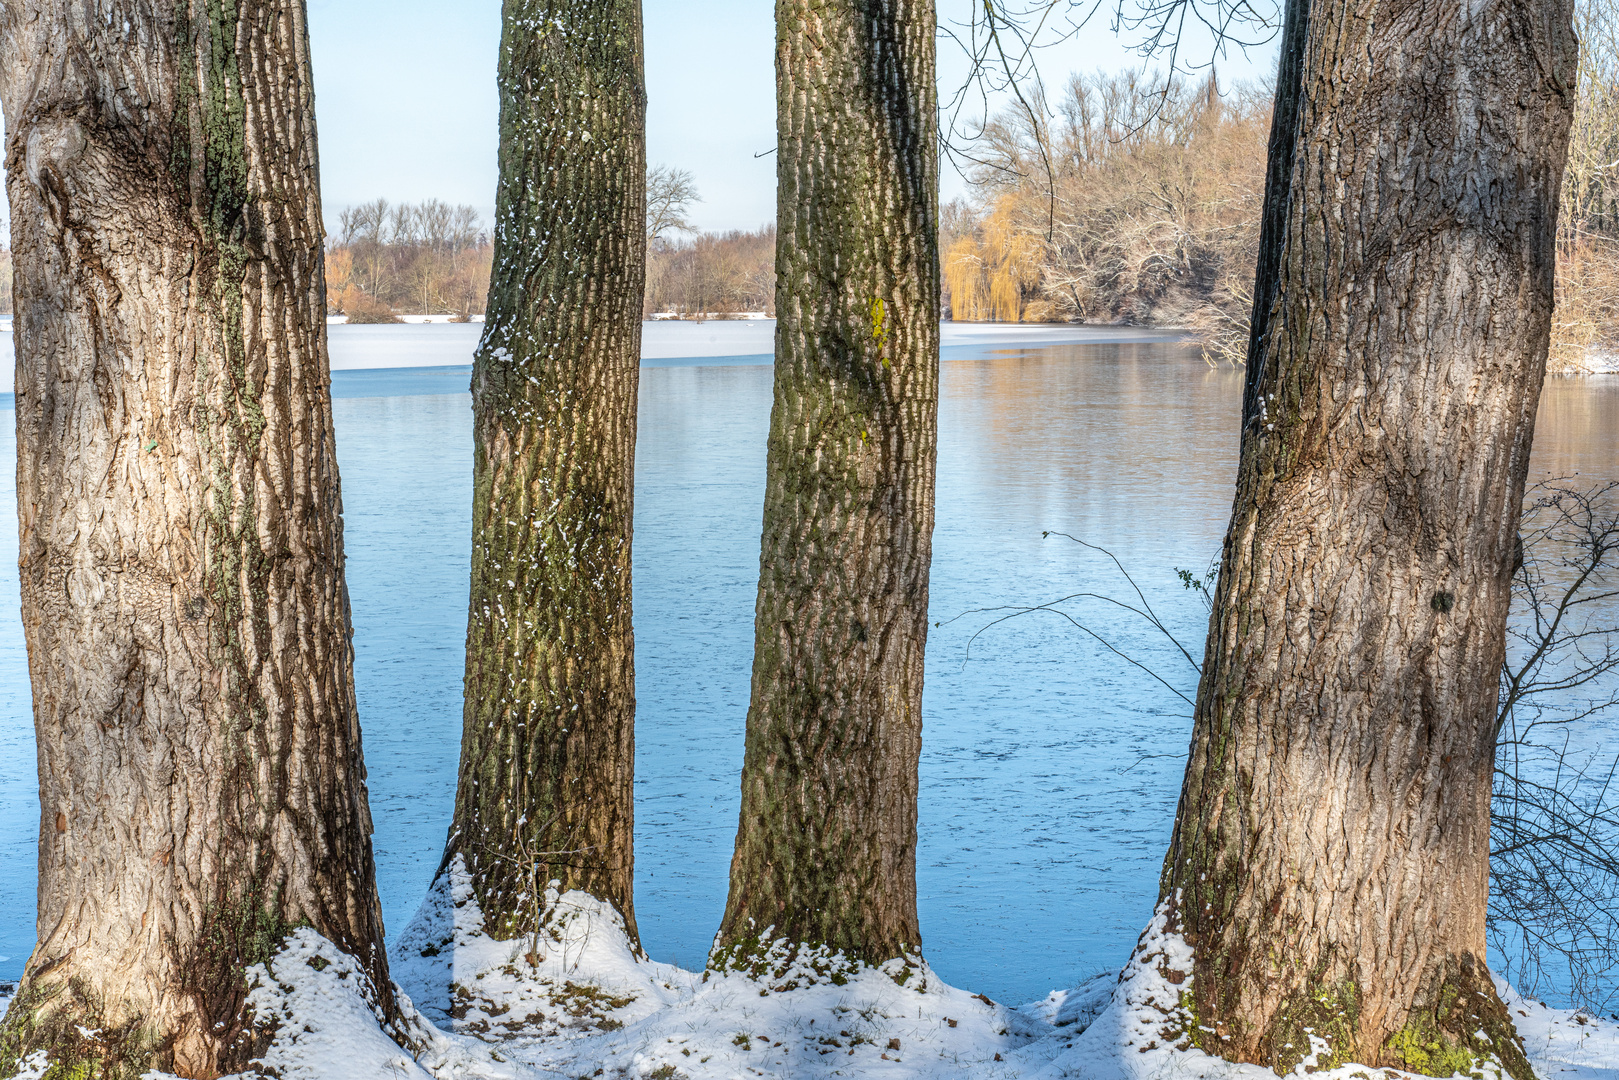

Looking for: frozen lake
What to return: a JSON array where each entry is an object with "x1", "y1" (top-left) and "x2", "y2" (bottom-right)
[{"x1": 0, "y1": 325, "x2": 1616, "y2": 1007}]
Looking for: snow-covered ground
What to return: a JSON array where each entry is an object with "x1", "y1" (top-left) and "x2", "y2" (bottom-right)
[
  {"x1": 649, "y1": 311, "x2": 773, "y2": 321},
  {"x1": 637, "y1": 318, "x2": 1193, "y2": 362},
  {"x1": 328, "y1": 314, "x2": 487, "y2": 325},
  {"x1": 11, "y1": 863, "x2": 1593, "y2": 1080},
  {"x1": 1560, "y1": 351, "x2": 1619, "y2": 375}
]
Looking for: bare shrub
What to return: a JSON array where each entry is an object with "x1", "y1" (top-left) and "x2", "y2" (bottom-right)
[
  {"x1": 646, "y1": 226, "x2": 776, "y2": 318},
  {"x1": 947, "y1": 71, "x2": 1269, "y2": 348}
]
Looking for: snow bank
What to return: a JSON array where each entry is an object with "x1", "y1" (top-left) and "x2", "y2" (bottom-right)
[
  {"x1": 4, "y1": 878, "x2": 1613, "y2": 1080},
  {"x1": 385, "y1": 856, "x2": 1043, "y2": 1077},
  {"x1": 1502, "y1": 981, "x2": 1619, "y2": 1080}
]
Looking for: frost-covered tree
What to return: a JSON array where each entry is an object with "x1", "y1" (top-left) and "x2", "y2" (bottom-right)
[
  {"x1": 1158, "y1": 0, "x2": 1577, "y2": 1075},
  {"x1": 711, "y1": 0, "x2": 940, "y2": 969},
  {"x1": 440, "y1": 0, "x2": 646, "y2": 943},
  {"x1": 0, "y1": 1, "x2": 395, "y2": 1075}
]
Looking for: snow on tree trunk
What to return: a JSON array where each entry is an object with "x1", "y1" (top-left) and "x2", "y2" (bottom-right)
[
  {"x1": 442, "y1": 0, "x2": 646, "y2": 944},
  {"x1": 711, "y1": 0, "x2": 939, "y2": 969},
  {"x1": 0, "y1": 1, "x2": 395, "y2": 1076},
  {"x1": 1161, "y1": 2, "x2": 1577, "y2": 1076}
]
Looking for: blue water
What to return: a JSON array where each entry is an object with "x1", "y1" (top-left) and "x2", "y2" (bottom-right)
[{"x1": 1, "y1": 334, "x2": 1617, "y2": 1010}]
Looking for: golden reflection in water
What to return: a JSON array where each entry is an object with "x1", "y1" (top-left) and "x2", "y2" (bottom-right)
[{"x1": 1532, "y1": 376, "x2": 1619, "y2": 482}]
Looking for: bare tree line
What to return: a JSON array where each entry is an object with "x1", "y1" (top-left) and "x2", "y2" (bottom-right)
[
  {"x1": 324, "y1": 198, "x2": 494, "y2": 322},
  {"x1": 944, "y1": 70, "x2": 1268, "y2": 351},
  {"x1": 645, "y1": 226, "x2": 776, "y2": 318},
  {"x1": 1552, "y1": 0, "x2": 1619, "y2": 371},
  {"x1": 949, "y1": 22, "x2": 1619, "y2": 372}
]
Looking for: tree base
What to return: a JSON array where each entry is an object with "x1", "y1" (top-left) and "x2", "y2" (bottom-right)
[
  {"x1": 0, "y1": 976, "x2": 160, "y2": 1080},
  {"x1": 707, "y1": 929, "x2": 926, "y2": 994},
  {"x1": 1133, "y1": 903, "x2": 1536, "y2": 1080}
]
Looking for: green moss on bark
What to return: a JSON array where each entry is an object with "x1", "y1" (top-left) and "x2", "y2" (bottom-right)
[
  {"x1": 1382, "y1": 958, "x2": 1534, "y2": 1080},
  {"x1": 0, "y1": 977, "x2": 159, "y2": 1080},
  {"x1": 1267, "y1": 976, "x2": 1360, "y2": 1073}
]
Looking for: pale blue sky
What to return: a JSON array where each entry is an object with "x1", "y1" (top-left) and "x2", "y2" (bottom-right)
[{"x1": 2, "y1": 2, "x2": 1278, "y2": 237}]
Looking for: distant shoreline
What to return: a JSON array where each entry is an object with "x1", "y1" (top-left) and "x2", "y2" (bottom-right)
[
  {"x1": 317, "y1": 318, "x2": 1196, "y2": 372},
  {"x1": 0, "y1": 321, "x2": 1613, "y2": 398}
]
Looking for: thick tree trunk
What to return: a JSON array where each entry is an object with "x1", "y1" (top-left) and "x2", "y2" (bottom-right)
[
  {"x1": 0, "y1": 2, "x2": 395, "y2": 1077},
  {"x1": 1160, "y1": 2, "x2": 1576, "y2": 1076},
  {"x1": 712, "y1": 0, "x2": 938, "y2": 971},
  {"x1": 442, "y1": 0, "x2": 646, "y2": 944}
]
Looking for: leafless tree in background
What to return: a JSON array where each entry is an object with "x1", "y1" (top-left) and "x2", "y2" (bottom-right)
[
  {"x1": 1552, "y1": 0, "x2": 1619, "y2": 371},
  {"x1": 646, "y1": 164, "x2": 699, "y2": 242},
  {"x1": 946, "y1": 71, "x2": 1268, "y2": 343}
]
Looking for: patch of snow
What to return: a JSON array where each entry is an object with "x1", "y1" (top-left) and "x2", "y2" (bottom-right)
[
  {"x1": 386, "y1": 857, "x2": 1046, "y2": 1077},
  {"x1": 1553, "y1": 350, "x2": 1619, "y2": 375},
  {"x1": 58, "y1": 878, "x2": 1611, "y2": 1080},
  {"x1": 1024, "y1": 971, "x2": 1115, "y2": 1032},
  {"x1": 5, "y1": 1051, "x2": 49, "y2": 1080},
  {"x1": 1500, "y1": 978, "x2": 1619, "y2": 1080}
]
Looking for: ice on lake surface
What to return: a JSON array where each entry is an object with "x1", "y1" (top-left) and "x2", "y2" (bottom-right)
[{"x1": 0, "y1": 325, "x2": 1616, "y2": 1008}]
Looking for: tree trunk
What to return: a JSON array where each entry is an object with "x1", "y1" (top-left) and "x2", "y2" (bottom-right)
[
  {"x1": 442, "y1": 0, "x2": 646, "y2": 944},
  {"x1": 0, "y1": 2, "x2": 395, "y2": 1077},
  {"x1": 712, "y1": 0, "x2": 939, "y2": 971},
  {"x1": 1161, "y1": 2, "x2": 1576, "y2": 1076}
]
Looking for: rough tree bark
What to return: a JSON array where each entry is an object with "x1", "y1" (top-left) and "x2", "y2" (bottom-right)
[
  {"x1": 711, "y1": 0, "x2": 939, "y2": 970},
  {"x1": 1160, "y1": 1, "x2": 1577, "y2": 1076},
  {"x1": 441, "y1": 0, "x2": 646, "y2": 944},
  {"x1": 0, "y1": 1, "x2": 395, "y2": 1077}
]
